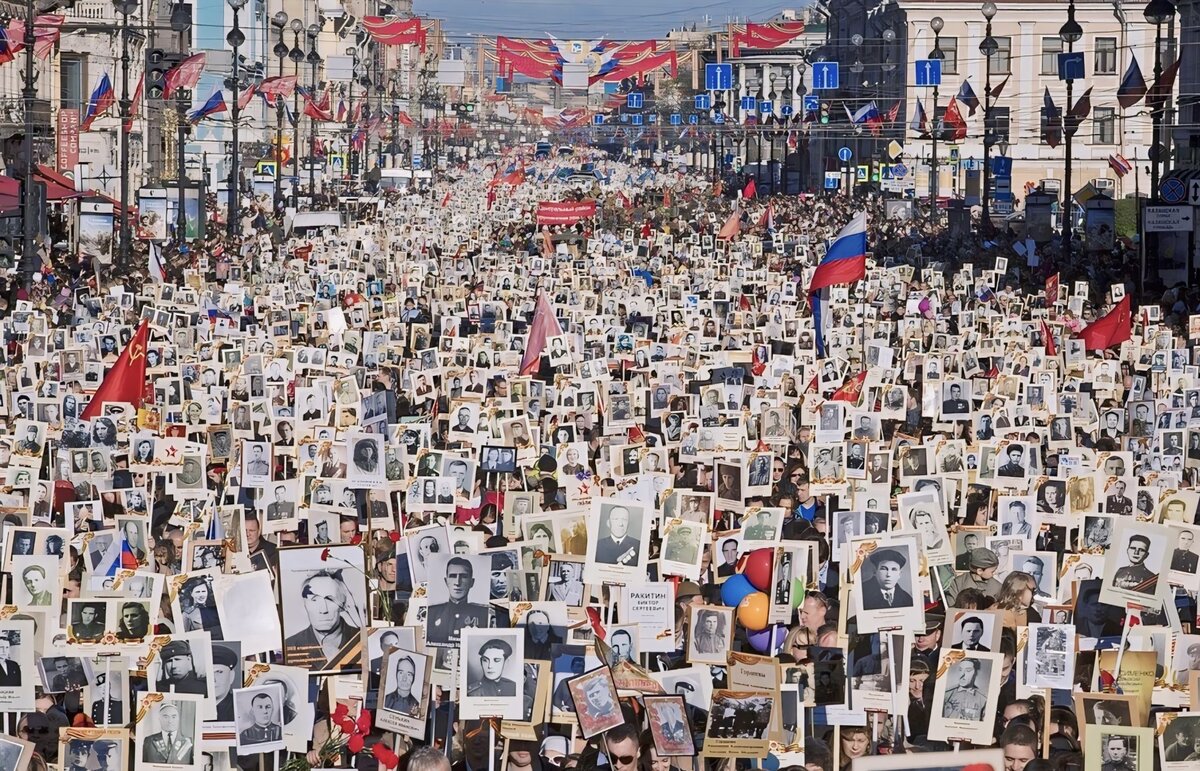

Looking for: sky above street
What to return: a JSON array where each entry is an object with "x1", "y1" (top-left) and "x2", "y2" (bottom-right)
[{"x1": 415, "y1": 0, "x2": 790, "y2": 39}]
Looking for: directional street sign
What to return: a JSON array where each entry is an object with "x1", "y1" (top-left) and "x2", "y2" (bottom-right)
[
  {"x1": 1188, "y1": 179, "x2": 1200, "y2": 206},
  {"x1": 1145, "y1": 205, "x2": 1195, "y2": 232},
  {"x1": 838, "y1": 146, "x2": 853, "y2": 163},
  {"x1": 593, "y1": 115, "x2": 605, "y2": 125},
  {"x1": 824, "y1": 171, "x2": 841, "y2": 189},
  {"x1": 705, "y1": 63, "x2": 734, "y2": 91},
  {"x1": 740, "y1": 96, "x2": 758, "y2": 112},
  {"x1": 688, "y1": 114, "x2": 699, "y2": 124},
  {"x1": 695, "y1": 94, "x2": 711, "y2": 111},
  {"x1": 1057, "y1": 51, "x2": 1085, "y2": 81},
  {"x1": 992, "y1": 156, "x2": 1014, "y2": 178},
  {"x1": 631, "y1": 114, "x2": 643, "y2": 125},
  {"x1": 669, "y1": 113, "x2": 681, "y2": 125},
  {"x1": 759, "y1": 100, "x2": 773, "y2": 113},
  {"x1": 812, "y1": 61, "x2": 839, "y2": 90},
  {"x1": 780, "y1": 104, "x2": 793, "y2": 117},
  {"x1": 626, "y1": 93, "x2": 644, "y2": 109},
  {"x1": 914, "y1": 59, "x2": 942, "y2": 87},
  {"x1": 1160, "y1": 177, "x2": 1185, "y2": 203},
  {"x1": 803, "y1": 95, "x2": 820, "y2": 113}
]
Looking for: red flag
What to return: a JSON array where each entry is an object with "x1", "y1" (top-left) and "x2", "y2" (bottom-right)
[
  {"x1": 81, "y1": 320, "x2": 150, "y2": 420},
  {"x1": 258, "y1": 75, "x2": 297, "y2": 104},
  {"x1": 124, "y1": 74, "x2": 143, "y2": 132},
  {"x1": 1078, "y1": 296, "x2": 1132, "y2": 351},
  {"x1": 743, "y1": 178, "x2": 757, "y2": 199},
  {"x1": 662, "y1": 188, "x2": 671, "y2": 208},
  {"x1": 237, "y1": 83, "x2": 257, "y2": 111},
  {"x1": 883, "y1": 101, "x2": 901, "y2": 123},
  {"x1": 519, "y1": 292, "x2": 564, "y2": 375},
  {"x1": 486, "y1": 188, "x2": 496, "y2": 210},
  {"x1": 755, "y1": 204, "x2": 774, "y2": 230},
  {"x1": 943, "y1": 98, "x2": 968, "y2": 141},
  {"x1": 989, "y1": 74, "x2": 1010, "y2": 100},
  {"x1": 441, "y1": 191, "x2": 451, "y2": 208},
  {"x1": 1147, "y1": 57, "x2": 1181, "y2": 111},
  {"x1": 1042, "y1": 320, "x2": 1057, "y2": 356},
  {"x1": 830, "y1": 371, "x2": 868, "y2": 404},
  {"x1": 717, "y1": 208, "x2": 740, "y2": 240},
  {"x1": 163, "y1": 53, "x2": 206, "y2": 99}
]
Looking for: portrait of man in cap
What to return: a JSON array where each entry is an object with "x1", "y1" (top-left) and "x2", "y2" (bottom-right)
[
  {"x1": 154, "y1": 640, "x2": 207, "y2": 695},
  {"x1": 860, "y1": 547, "x2": 913, "y2": 610}
]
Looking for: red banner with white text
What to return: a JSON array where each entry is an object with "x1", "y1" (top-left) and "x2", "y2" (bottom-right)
[{"x1": 537, "y1": 200, "x2": 597, "y2": 225}]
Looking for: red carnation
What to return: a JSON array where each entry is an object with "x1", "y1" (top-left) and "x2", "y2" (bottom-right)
[
  {"x1": 320, "y1": 548, "x2": 331, "y2": 561},
  {"x1": 350, "y1": 533, "x2": 363, "y2": 545},
  {"x1": 356, "y1": 709, "x2": 373, "y2": 733},
  {"x1": 388, "y1": 530, "x2": 401, "y2": 543},
  {"x1": 332, "y1": 703, "x2": 349, "y2": 720},
  {"x1": 347, "y1": 733, "x2": 365, "y2": 754}
]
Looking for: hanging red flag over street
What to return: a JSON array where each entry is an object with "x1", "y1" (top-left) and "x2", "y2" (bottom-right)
[
  {"x1": 519, "y1": 292, "x2": 564, "y2": 375},
  {"x1": 1042, "y1": 320, "x2": 1057, "y2": 356},
  {"x1": 1078, "y1": 296, "x2": 1132, "y2": 351},
  {"x1": 943, "y1": 98, "x2": 968, "y2": 141},
  {"x1": 163, "y1": 52, "x2": 206, "y2": 99},
  {"x1": 81, "y1": 320, "x2": 150, "y2": 420}
]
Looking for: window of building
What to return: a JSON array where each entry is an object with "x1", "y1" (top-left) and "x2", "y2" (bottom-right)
[
  {"x1": 1095, "y1": 37, "x2": 1117, "y2": 74},
  {"x1": 1041, "y1": 37, "x2": 1063, "y2": 75},
  {"x1": 989, "y1": 36, "x2": 1012, "y2": 75},
  {"x1": 60, "y1": 55, "x2": 84, "y2": 113},
  {"x1": 1093, "y1": 107, "x2": 1116, "y2": 144},
  {"x1": 938, "y1": 36, "x2": 959, "y2": 74}
]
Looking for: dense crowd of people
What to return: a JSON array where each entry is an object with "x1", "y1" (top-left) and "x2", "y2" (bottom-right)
[{"x1": 0, "y1": 148, "x2": 1195, "y2": 771}]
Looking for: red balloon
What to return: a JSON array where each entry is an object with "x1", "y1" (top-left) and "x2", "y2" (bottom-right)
[
  {"x1": 743, "y1": 547, "x2": 774, "y2": 591},
  {"x1": 737, "y1": 591, "x2": 771, "y2": 631}
]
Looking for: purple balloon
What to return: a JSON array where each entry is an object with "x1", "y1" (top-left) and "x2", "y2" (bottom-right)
[{"x1": 746, "y1": 623, "x2": 788, "y2": 654}]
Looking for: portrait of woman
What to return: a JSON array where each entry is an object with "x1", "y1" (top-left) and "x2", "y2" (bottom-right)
[{"x1": 178, "y1": 575, "x2": 223, "y2": 639}]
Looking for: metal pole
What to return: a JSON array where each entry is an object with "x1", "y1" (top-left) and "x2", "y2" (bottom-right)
[
  {"x1": 176, "y1": 29, "x2": 187, "y2": 247},
  {"x1": 981, "y1": 17, "x2": 992, "y2": 233},
  {"x1": 1063, "y1": 65, "x2": 1073, "y2": 261},
  {"x1": 19, "y1": 0, "x2": 37, "y2": 290},
  {"x1": 291, "y1": 46, "x2": 300, "y2": 204},
  {"x1": 1150, "y1": 20, "x2": 1163, "y2": 280},
  {"x1": 117, "y1": 7, "x2": 132, "y2": 269},
  {"x1": 227, "y1": 7, "x2": 240, "y2": 237},
  {"x1": 308, "y1": 58, "x2": 316, "y2": 195},
  {"x1": 931, "y1": 82, "x2": 939, "y2": 221},
  {"x1": 274, "y1": 49, "x2": 283, "y2": 209}
]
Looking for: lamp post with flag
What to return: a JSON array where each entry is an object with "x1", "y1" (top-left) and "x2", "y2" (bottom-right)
[
  {"x1": 979, "y1": 2, "x2": 997, "y2": 232},
  {"x1": 1060, "y1": 0, "x2": 1082, "y2": 263},
  {"x1": 1144, "y1": 0, "x2": 1174, "y2": 211},
  {"x1": 270, "y1": 11, "x2": 289, "y2": 209},
  {"x1": 288, "y1": 19, "x2": 304, "y2": 205},
  {"x1": 170, "y1": 1, "x2": 191, "y2": 248},
  {"x1": 113, "y1": 0, "x2": 137, "y2": 272},
  {"x1": 306, "y1": 23, "x2": 321, "y2": 197},
  {"x1": 928, "y1": 17, "x2": 945, "y2": 222},
  {"x1": 225, "y1": 0, "x2": 246, "y2": 236}
]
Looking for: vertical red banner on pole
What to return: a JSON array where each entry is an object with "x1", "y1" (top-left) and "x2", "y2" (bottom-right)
[{"x1": 57, "y1": 108, "x2": 79, "y2": 175}]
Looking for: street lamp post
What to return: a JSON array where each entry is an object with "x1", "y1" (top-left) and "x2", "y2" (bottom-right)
[
  {"x1": 288, "y1": 19, "x2": 304, "y2": 206},
  {"x1": 171, "y1": 1, "x2": 190, "y2": 248},
  {"x1": 929, "y1": 16, "x2": 945, "y2": 222},
  {"x1": 306, "y1": 23, "x2": 321, "y2": 197},
  {"x1": 1060, "y1": 0, "x2": 1082, "y2": 262},
  {"x1": 979, "y1": 2, "x2": 998, "y2": 233},
  {"x1": 270, "y1": 11, "x2": 289, "y2": 209},
  {"x1": 225, "y1": 0, "x2": 246, "y2": 237},
  {"x1": 1145, "y1": 0, "x2": 1174, "y2": 205},
  {"x1": 114, "y1": 0, "x2": 137, "y2": 270}
]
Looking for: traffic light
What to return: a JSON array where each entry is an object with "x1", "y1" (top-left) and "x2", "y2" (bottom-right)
[
  {"x1": 146, "y1": 49, "x2": 186, "y2": 101},
  {"x1": 820, "y1": 103, "x2": 830, "y2": 125}
]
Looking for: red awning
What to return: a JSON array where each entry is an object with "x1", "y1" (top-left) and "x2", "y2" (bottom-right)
[{"x1": 35, "y1": 165, "x2": 83, "y2": 200}]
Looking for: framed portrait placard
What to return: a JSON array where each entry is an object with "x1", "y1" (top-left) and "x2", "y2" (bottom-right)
[
  {"x1": 848, "y1": 535, "x2": 922, "y2": 634},
  {"x1": 702, "y1": 689, "x2": 773, "y2": 758},
  {"x1": 927, "y1": 649, "x2": 1002, "y2": 745},
  {"x1": 644, "y1": 694, "x2": 695, "y2": 757},
  {"x1": 375, "y1": 647, "x2": 432, "y2": 739}
]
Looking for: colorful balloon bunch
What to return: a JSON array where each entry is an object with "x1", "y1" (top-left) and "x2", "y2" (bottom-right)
[{"x1": 718, "y1": 547, "x2": 790, "y2": 654}]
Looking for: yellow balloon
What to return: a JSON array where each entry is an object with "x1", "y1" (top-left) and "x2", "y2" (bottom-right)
[{"x1": 736, "y1": 591, "x2": 771, "y2": 631}]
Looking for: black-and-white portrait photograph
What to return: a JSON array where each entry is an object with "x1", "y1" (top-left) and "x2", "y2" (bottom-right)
[
  {"x1": 278, "y1": 545, "x2": 367, "y2": 672},
  {"x1": 137, "y1": 694, "x2": 199, "y2": 767},
  {"x1": 1101, "y1": 521, "x2": 1170, "y2": 608},
  {"x1": 424, "y1": 554, "x2": 491, "y2": 647},
  {"x1": 944, "y1": 610, "x2": 1002, "y2": 653},
  {"x1": 233, "y1": 683, "x2": 287, "y2": 754},
  {"x1": 928, "y1": 650, "x2": 1001, "y2": 745},
  {"x1": 377, "y1": 647, "x2": 431, "y2": 735},
  {"x1": 850, "y1": 536, "x2": 922, "y2": 634},
  {"x1": 346, "y1": 432, "x2": 385, "y2": 486},
  {"x1": 0, "y1": 620, "x2": 34, "y2": 712},
  {"x1": 458, "y1": 628, "x2": 524, "y2": 720},
  {"x1": 706, "y1": 690, "x2": 773, "y2": 744},
  {"x1": 1026, "y1": 623, "x2": 1074, "y2": 690},
  {"x1": 585, "y1": 498, "x2": 648, "y2": 583},
  {"x1": 687, "y1": 606, "x2": 732, "y2": 665}
]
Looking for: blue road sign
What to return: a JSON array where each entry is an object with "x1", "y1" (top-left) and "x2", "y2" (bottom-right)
[
  {"x1": 1057, "y1": 51, "x2": 1085, "y2": 81},
  {"x1": 759, "y1": 100, "x2": 773, "y2": 113},
  {"x1": 695, "y1": 94, "x2": 711, "y2": 111},
  {"x1": 838, "y1": 146, "x2": 853, "y2": 163},
  {"x1": 824, "y1": 174, "x2": 840, "y2": 189},
  {"x1": 647, "y1": 113, "x2": 657, "y2": 123},
  {"x1": 892, "y1": 163, "x2": 908, "y2": 178},
  {"x1": 803, "y1": 95, "x2": 820, "y2": 113},
  {"x1": 914, "y1": 59, "x2": 942, "y2": 87},
  {"x1": 812, "y1": 61, "x2": 839, "y2": 90},
  {"x1": 670, "y1": 113, "x2": 681, "y2": 125},
  {"x1": 631, "y1": 114, "x2": 643, "y2": 125},
  {"x1": 991, "y1": 156, "x2": 1013, "y2": 177},
  {"x1": 626, "y1": 92, "x2": 644, "y2": 109},
  {"x1": 1161, "y1": 177, "x2": 1186, "y2": 204},
  {"x1": 780, "y1": 104, "x2": 793, "y2": 117},
  {"x1": 740, "y1": 96, "x2": 758, "y2": 112},
  {"x1": 620, "y1": 113, "x2": 629, "y2": 123},
  {"x1": 705, "y1": 63, "x2": 734, "y2": 91},
  {"x1": 688, "y1": 114, "x2": 699, "y2": 124},
  {"x1": 714, "y1": 113, "x2": 725, "y2": 124},
  {"x1": 593, "y1": 115, "x2": 605, "y2": 125},
  {"x1": 881, "y1": 166, "x2": 893, "y2": 180}
]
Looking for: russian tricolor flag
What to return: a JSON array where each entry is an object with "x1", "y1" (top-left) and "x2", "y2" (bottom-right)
[
  {"x1": 187, "y1": 90, "x2": 227, "y2": 124},
  {"x1": 809, "y1": 213, "x2": 868, "y2": 357},
  {"x1": 81, "y1": 73, "x2": 114, "y2": 131},
  {"x1": 850, "y1": 101, "x2": 882, "y2": 136}
]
